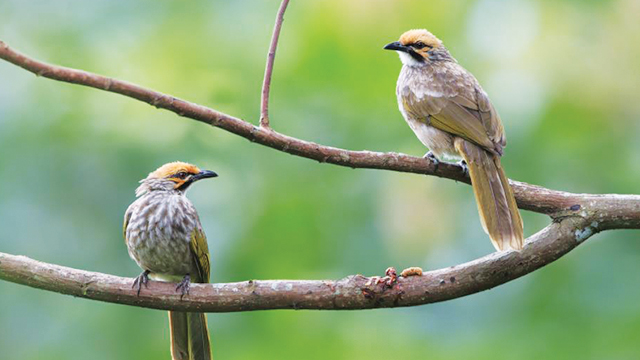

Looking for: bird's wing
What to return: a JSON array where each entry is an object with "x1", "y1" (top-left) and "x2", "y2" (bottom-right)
[
  {"x1": 401, "y1": 75, "x2": 505, "y2": 154},
  {"x1": 190, "y1": 226, "x2": 211, "y2": 283},
  {"x1": 123, "y1": 207, "x2": 132, "y2": 243},
  {"x1": 471, "y1": 87, "x2": 506, "y2": 149}
]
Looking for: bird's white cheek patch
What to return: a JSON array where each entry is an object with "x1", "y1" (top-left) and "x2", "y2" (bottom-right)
[{"x1": 398, "y1": 51, "x2": 423, "y2": 67}]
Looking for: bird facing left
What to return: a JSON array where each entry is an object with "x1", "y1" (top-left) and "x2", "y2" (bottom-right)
[{"x1": 124, "y1": 161, "x2": 217, "y2": 360}]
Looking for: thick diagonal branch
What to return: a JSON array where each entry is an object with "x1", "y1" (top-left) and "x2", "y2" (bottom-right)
[
  {"x1": 1, "y1": 192, "x2": 638, "y2": 312},
  {"x1": 0, "y1": 215, "x2": 611, "y2": 312},
  {"x1": 2, "y1": 40, "x2": 636, "y2": 217}
]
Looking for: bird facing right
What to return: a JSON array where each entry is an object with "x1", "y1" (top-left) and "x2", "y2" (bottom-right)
[
  {"x1": 124, "y1": 161, "x2": 217, "y2": 360},
  {"x1": 384, "y1": 29, "x2": 524, "y2": 251}
]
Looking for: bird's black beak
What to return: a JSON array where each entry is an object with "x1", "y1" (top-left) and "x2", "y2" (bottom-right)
[
  {"x1": 384, "y1": 41, "x2": 409, "y2": 52},
  {"x1": 192, "y1": 170, "x2": 218, "y2": 181}
]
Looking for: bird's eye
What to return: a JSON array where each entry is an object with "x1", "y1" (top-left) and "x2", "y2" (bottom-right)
[
  {"x1": 413, "y1": 42, "x2": 432, "y2": 50},
  {"x1": 177, "y1": 172, "x2": 188, "y2": 179}
]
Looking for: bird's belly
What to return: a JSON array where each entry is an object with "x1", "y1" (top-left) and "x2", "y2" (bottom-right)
[
  {"x1": 405, "y1": 117, "x2": 460, "y2": 161},
  {"x1": 127, "y1": 227, "x2": 193, "y2": 278}
]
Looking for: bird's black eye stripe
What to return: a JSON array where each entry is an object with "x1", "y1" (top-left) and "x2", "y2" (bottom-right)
[
  {"x1": 413, "y1": 42, "x2": 432, "y2": 49},
  {"x1": 171, "y1": 172, "x2": 189, "y2": 179}
]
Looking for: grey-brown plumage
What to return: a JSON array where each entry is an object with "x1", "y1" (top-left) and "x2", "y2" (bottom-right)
[
  {"x1": 124, "y1": 161, "x2": 217, "y2": 360},
  {"x1": 126, "y1": 188, "x2": 202, "y2": 279},
  {"x1": 385, "y1": 29, "x2": 524, "y2": 251}
]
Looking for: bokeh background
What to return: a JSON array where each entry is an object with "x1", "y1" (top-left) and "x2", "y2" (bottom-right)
[{"x1": 1, "y1": 0, "x2": 640, "y2": 359}]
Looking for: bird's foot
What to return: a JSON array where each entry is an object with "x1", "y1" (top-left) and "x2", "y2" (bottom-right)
[
  {"x1": 424, "y1": 151, "x2": 440, "y2": 171},
  {"x1": 176, "y1": 274, "x2": 191, "y2": 299},
  {"x1": 365, "y1": 267, "x2": 398, "y2": 288},
  {"x1": 400, "y1": 266, "x2": 423, "y2": 278},
  {"x1": 132, "y1": 270, "x2": 150, "y2": 296},
  {"x1": 458, "y1": 160, "x2": 468, "y2": 176}
]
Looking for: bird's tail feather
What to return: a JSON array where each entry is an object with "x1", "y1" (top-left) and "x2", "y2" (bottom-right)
[
  {"x1": 454, "y1": 138, "x2": 524, "y2": 251},
  {"x1": 169, "y1": 311, "x2": 211, "y2": 360}
]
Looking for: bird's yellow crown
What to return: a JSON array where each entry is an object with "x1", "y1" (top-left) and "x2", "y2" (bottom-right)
[
  {"x1": 146, "y1": 161, "x2": 201, "y2": 189},
  {"x1": 148, "y1": 161, "x2": 201, "y2": 179},
  {"x1": 399, "y1": 29, "x2": 443, "y2": 48},
  {"x1": 135, "y1": 161, "x2": 216, "y2": 196},
  {"x1": 384, "y1": 29, "x2": 448, "y2": 64}
]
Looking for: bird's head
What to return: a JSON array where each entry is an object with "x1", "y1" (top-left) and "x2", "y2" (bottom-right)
[
  {"x1": 384, "y1": 29, "x2": 451, "y2": 66},
  {"x1": 136, "y1": 161, "x2": 218, "y2": 196}
]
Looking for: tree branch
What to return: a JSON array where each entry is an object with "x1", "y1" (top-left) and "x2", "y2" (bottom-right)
[
  {"x1": 260, "y1": 0, "x2": 290, "y2": 129},
  {"x1": 1, "y1": 27, "x2": 639, "y2": 312},
  {"x1": 3, "y1": 40, "x2": 637, "y2": 218},
  {"x1": 0, "y1": 215, "x2": 615, "y2": 312}
]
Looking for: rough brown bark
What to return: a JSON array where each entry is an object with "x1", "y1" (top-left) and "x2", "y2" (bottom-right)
[
  {"x1": 0, "y1": 215, "x2": 616, "y2": 312},
  {"x1": 2, "y1": 40, "x2": 638, "y2": 218}
]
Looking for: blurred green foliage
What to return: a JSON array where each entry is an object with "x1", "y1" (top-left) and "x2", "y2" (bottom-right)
[{"x1": 1, "y1": 0, "x2": 639, "y2": 359}]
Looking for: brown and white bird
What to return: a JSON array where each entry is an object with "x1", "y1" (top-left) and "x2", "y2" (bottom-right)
[
  {"x1": 124, "y1": 161, "x2": 217, "y2": 360},
  {"x1": 385, "y1": 29, "x2": 524, "y2": 251}
]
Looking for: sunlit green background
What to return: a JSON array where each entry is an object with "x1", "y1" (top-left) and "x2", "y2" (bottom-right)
[{"x1": 1, "y1": 0, "x2": 640, "y2": 359}]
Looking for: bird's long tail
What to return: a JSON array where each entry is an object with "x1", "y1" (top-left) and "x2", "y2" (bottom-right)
[
  {"x1": 169, "y1": 311, "x2": 211, "y2": 360},
  {"x1": 454, "y1": 138, "x2": 524, "y2": 251}
]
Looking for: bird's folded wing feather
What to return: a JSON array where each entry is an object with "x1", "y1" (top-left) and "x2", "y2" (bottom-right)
[
  {"x1": 123, "y1": 208, "x2": 132, "y2": 243},
  {"x1": 190, "y1": 226, "x2": 210, "y2": 283},
  {"x1": 402, "y1": 85, "x2": 505, "y2": 153}
]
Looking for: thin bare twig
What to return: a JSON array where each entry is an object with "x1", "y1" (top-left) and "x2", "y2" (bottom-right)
[{"x1": 260, "y1": 0, "x2": 291, "y2": 129}]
